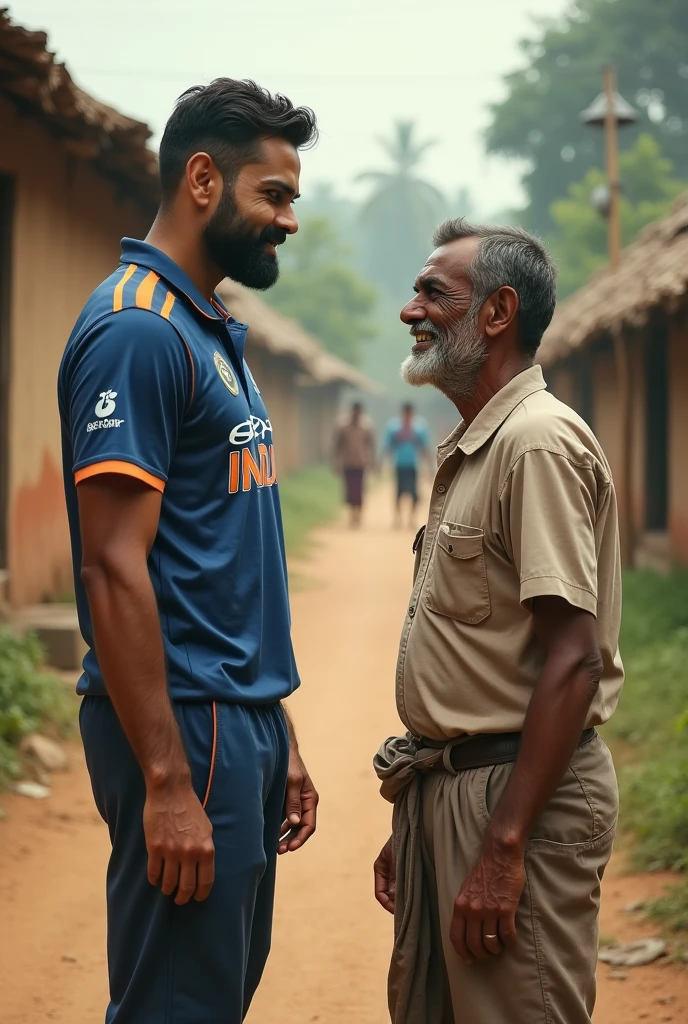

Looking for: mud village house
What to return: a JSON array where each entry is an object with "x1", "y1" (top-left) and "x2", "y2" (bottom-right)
[
  {"x1": 0, "y1": 10, "x2": 373, "y2": 641},
  {"x1": 538, "y1": 193, "x2": 688, "y2": 570}
]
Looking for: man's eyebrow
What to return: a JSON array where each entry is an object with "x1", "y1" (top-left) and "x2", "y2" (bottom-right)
[
  {"x1": 417, "y1": 275, "x2": 449, "y2": 291},
  {"x1": 262, "y1": 178, "x2": 300, "y2": 200}
]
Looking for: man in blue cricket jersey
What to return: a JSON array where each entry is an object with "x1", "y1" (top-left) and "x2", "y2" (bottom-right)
[{"x1": 58, "y1": 79, "x2": 319, "y2": 1023}]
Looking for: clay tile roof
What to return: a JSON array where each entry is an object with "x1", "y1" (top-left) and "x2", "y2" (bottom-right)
[
  {"x1": 538, "y1": 193, "x2": 688, "y2": 368},
  {"x1": 0, "y1": 7, "x2": 159, "y2": 208}
]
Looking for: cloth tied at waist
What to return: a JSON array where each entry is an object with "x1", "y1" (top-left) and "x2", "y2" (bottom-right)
[{"x1": 374, "y1": 732, "x2": 468, "y2": 1024}]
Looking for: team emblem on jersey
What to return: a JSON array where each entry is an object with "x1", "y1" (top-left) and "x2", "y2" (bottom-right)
[{"x1": 214, "y1": 351, "x2": 239, "y2": 396}]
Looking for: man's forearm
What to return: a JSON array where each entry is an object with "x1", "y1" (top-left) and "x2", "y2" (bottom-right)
[
  {"x1": 83, "y1": 558, "x2": 190, "y2": 789},
  {"x1": 486, "y1": 652, "x2": 601, "y2": 852}
]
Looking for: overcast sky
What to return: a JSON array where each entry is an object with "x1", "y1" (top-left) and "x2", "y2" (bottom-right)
[{"x1": 10, "y1": 0, "x2": 570, "y2": 216}]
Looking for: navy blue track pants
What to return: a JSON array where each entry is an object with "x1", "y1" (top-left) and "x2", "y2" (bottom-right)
[{"x1": 80, "y1": 696, "x2": 289, "y2": 1024}]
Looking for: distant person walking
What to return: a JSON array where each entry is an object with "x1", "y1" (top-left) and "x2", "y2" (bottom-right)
[
  {"x1": 333, "y1": 402, "x2": 376, "y2": 527},
  {"x1": 384, "y1": 403, "x2": 430, "y2": 529}
]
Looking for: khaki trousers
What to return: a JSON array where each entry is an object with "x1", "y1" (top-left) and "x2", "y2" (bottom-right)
[{"x1": 415, "y1": 734, "x2": 618, "y2": 1024}]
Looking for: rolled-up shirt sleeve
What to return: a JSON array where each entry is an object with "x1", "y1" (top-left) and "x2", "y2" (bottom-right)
[
  {"x1": 500, "y1": 446, "x2": 605, "y2": 616},
  {"x1": 64, "y1": 308, "x2": 192, "y2": 492}
]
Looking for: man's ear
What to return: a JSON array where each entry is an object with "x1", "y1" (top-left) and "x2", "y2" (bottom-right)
[
  {"x1": 184, "y1": 152, "x2": 219, "y2": 212},
  {"x1": 483, "y1": 286, "x2": 520, "y2": 339}
]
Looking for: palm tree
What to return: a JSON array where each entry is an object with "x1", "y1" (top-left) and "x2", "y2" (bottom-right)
[{"x1": 356, "y1": 122, "x2": 446, "y2": 299}]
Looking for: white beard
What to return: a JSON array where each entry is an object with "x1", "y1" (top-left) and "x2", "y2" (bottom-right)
[{"x1": 401, "y1": 317, "x2": 488, "y2": 400}]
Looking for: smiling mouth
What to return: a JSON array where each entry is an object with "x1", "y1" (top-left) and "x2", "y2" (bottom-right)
[{"x1": 411, "y1": 330, "x2": 436, "y2": 352}]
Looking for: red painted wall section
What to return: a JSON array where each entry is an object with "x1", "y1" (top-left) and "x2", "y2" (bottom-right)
[{"x1": 9, "y1": 449, "x2": 72, "y2": 605}]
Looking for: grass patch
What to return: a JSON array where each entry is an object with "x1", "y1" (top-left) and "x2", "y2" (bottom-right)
[
  {"x1": 602, "y1": 570, "x2": 688, "y2": 936},
  {"x1": 0, "y1": 627, "x2": 75, "y2": 788},
  {"x1": 279, "y1": 464, "x2": 341, "y2": 559}
]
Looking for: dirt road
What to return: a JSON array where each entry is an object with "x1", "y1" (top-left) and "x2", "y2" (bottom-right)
[{"x1": 1, "y1": 485, "x2": 686, "y2": 1023}]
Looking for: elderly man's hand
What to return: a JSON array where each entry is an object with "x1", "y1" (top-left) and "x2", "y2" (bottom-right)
[
  {"x1": 374, "y1": 836, "x2": 396, "y2": 914},
  {"x1": 450, "y1": 838, "x2": 525, "y2": 964}
]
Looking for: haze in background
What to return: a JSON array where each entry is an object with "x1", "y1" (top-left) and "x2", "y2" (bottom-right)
[{"x1": 9, "y1": 0, "x2": 569, "y2": 217}]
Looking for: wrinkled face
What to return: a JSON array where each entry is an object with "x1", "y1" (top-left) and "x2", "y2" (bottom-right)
[
  {"x1": 203, "y1": 136, "x2": 301, "y2": 290},
  {"x1": 399, "y1": 237, "x2": 489, "y2": 400}
]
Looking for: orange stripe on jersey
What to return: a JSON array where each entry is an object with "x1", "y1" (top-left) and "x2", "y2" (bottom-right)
[
  {"x1": 160, "y1": 291, "x2": 176, "y2": 319},
  {"x1": 135, "y1": 270, "x2": 160, "y2": 311},
  {"x1": 113, "y1": 264, "x2": 138, "y2": 312},
  {"x1": 75, "y1": 460, "x2": 165, "y2": 492}
]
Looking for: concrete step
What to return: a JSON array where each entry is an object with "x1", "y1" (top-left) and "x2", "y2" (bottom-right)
[{"x1": 9, "y1": 604, "x2": 86, "y2": 671}]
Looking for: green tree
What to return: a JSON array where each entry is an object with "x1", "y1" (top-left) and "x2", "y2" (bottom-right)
[
  {"x1": 486, "y1": 0, "x2": 688, "y2": 235},
  {"x1": 356, "y1": 121, "x2": 446, "y2": 300},
  {"x1": 266, "y1": 217, "x2": 378, "y2": 367},
  {"x1": 550, "y1": 133, "x2": 686, "y2": 296}
]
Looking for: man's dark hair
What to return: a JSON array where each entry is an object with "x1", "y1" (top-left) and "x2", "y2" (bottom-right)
[
  {"x1": 432, "y1": 218, "x2": 557, "y2": 357},
  {"x1": 402, "y1": 403, "x2": 414, "y2": 414},
  {"x1": 159, "y1": 78, "x2": 318, "y2": 204}
]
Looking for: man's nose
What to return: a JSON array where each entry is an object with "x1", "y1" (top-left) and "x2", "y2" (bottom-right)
[
  {"x1": 275, "y1": 209, "x2": 298, "y2": 235},
  {"x1": 400, "y1": 298, "x2": 425, "y2": 324}
]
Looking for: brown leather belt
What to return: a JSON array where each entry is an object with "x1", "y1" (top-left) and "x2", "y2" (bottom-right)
[{"x1": 418, "y1": 727, "x2": 597, "y2": 774}]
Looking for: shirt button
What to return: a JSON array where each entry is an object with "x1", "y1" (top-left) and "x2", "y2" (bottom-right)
[
  {"x1": 408, "y1": 605, "x2": 415, "y2": 617},
  {"x1": 437, "y1": 484, "x2": 446, "y2": 494}
]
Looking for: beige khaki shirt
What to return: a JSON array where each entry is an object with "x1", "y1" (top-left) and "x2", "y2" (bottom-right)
[{"x1": 397, "y1": 365, "x2": 624, "y2": 740}]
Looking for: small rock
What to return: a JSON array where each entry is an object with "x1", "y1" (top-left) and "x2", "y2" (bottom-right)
[
  {"x1": 12, "y1": 781, "x2": 51, "y2": 800},
  {"x1": 598, "y1": 938, "x2": 667, "y2": 967},
  {"x1": 622, "y1": 901, "x2": 646, "y2": 913},
  {"x1": 61, "y1": 954, "x2": 78, "y2": 963},
  {"x1": 608, "y1": 970, "x2": 627, "y2": 980},
  {"x1": 659, "y1": 996, "x2": 676, "y2": 1005},
  {"x1": 660, "y1": 1017, "x2": 673, "y2": 1023},
  {"x1": 20, "y1": 734, "x2": 68, "y2": 772}
]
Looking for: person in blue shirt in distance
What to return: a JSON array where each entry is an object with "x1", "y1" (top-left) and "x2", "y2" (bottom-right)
[{"x1": 384, "y1": 402, "x2": 432, "y2": 530}]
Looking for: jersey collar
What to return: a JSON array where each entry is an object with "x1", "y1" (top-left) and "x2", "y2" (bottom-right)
[{"x1": 120, "y1": 238, "x2": 230, "y2": 323}]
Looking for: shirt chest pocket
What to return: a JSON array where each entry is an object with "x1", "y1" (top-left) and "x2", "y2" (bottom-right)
[{"x1": 424, "y1": 523, "x2": 491, "y2": 624}]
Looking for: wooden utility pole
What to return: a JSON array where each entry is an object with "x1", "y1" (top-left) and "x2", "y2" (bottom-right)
[
  {"x1": 604, "y1": 66, "x2": 622, "y2": 270},
  {"x1": 603, "y1": 65, "x2": 633, "y2": 565}
]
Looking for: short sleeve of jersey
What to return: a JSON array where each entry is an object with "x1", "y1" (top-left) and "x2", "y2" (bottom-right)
[
  {"x1": 500, "y1": 447, "x2": 604, "y2": 616},
  {"x1": 62, "y1": 308, "x2": 192, "y2": 491}
]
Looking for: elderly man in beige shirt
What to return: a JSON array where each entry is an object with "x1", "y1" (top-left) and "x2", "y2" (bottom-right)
[{"x1": 374, "y1": 219, "x2": 622, "y2": 1024}]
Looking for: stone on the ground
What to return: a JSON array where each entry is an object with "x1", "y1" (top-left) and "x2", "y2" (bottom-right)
[
  {"x1": 12, "y1": 781, "x2": 51, "y2": 799},
  {"x1": 20, "y1": 734, "x2": 68, "y2": 772},
  {"x1": 598, "y1": 938, "x2": 667, "y2": 967},
  {"x1": 622, "y1": 900, "x2": 646, "y2": 913},
  {"x1": 609, "y1": 970, "x2": 628, "y2": 980},
  {"x1": 61, "y1": 953, "x2": 78, "y2": 963}
]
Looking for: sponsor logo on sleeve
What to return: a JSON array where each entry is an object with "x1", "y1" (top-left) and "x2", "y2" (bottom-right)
[{"x1": 87, "y1": 389, "x2": 125, "y2": 432}]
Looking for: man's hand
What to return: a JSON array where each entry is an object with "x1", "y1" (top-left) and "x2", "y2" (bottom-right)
[
  {"x1": 374, "y1": 836, "x2": 396, "y2": 914},
  {"x1": 450, "y1": 838, "x2": 524, "y2": 963},
  {"x1": 278, "y1": 746, "x2": 318, "y2": 854},
  {"x1": 144, "y1": 780, "x2": 215, "y2": 905}
]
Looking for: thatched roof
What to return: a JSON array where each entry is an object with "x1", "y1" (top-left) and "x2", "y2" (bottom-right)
[
  {"x1": 0, "y1": 8, "x2": 159, "y2": 208},
  {"x1": 538, "y1": 193, "x2": 688, "y2": 368},
  {"x1": 217, "y1": 279, "x2": 379, "y2": 392}
]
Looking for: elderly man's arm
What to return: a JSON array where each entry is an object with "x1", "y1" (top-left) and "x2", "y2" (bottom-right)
[{"x1": 449, "y1": 596, "x2": 602, "y2": 963}]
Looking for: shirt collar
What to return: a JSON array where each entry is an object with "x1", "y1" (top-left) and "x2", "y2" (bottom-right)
[
  {"x1": 438, "y1": 365, "x2": 548, "y2": 459},
  {"x1": 120, "y1": 238, "x2": 230, "y2": 323}
]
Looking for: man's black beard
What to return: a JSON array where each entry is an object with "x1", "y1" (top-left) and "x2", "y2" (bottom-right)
[{"x1": 203, "y1": 190, "x2": 286, "y2": 291}]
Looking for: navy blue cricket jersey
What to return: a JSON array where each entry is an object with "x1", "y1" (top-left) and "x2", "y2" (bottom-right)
[{"x1": 58, "y1": 239, "x2": 300, "y2": 704}]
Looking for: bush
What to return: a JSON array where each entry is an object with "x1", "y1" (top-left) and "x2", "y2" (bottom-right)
[
  {"x1": 602, "y1": 570, "x2": 688, "y2": 901},
  {"x1": 0, "y1": 627, "x2": 75, "y2": 787}
]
